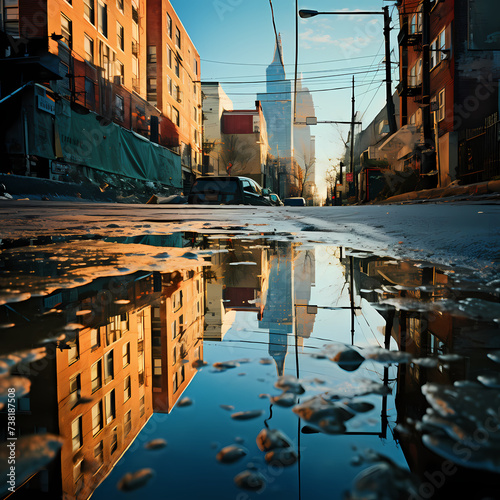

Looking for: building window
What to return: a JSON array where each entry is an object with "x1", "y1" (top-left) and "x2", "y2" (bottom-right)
[
  {"x1": 167, "y1": 45, "x2": 172, "y2": 68},
  {"x1": 193, "y1": 106, "x2": 197, "y2": 122},
  {"x1": 69, "y1": 374, "x2": 80, "y2": 408},
  {"x1": 167, "y1": 76, "x2": 173, "y2": 96},
  {"x1": 167, "y1": 13, "x2": 172, "y2": 38},
  {"x1": 173, "y1": 372, "x2": 178, "y2": 393},
  {"x1": 110, "y1": 427, "x2": 118, "y2": 455},
  {"x1": 94, "y1": 442, "x2": 103, "y2": 470},
  {"x1": 116, "y1": 60, "x2": 124, "y2": 83},
  {"x1": 431, "y1": 29, "x2": 447, "y2": 69},
  {"x1": 104, "y1": 350, "x2": 114, "y2": 383},
  {"x1": 61, "y1": 13, "x2": 72, "y2": 49},
  {"x1": 138, "y1": 351, "x2": 144, "y2": 385},
  {"x1": 174, "y1": 57, "x2": 180, "y2": 78},
  {"x1": 71, "y1": 417, "x2": 82, "y2": 452},
  {"x1": 105, "y1": 390, "x2": 116, "y2": 424},
  {"x1": 98, "y1": 1, "x2": 107, "y2": 37},
  {"x1": 194, "y1": 58, "x2": 198, "y2": 76},
  {"x1": 114, "y1": 94, "x2": 124, "y2": 122},
  {"x1": 172, "y1": 290, "x2": 182, "y2": 311},
  {"x1": 68, "y1": 333, "x2": 79, "y2": 364},
  {"x1": 175, "y1": 26, "x2": 181, "y2": 49},
  {"x1": 116, "y1": 0, "x2": 123, "y2": 12},
  {"x1": 124, "y1": 410, "x2": 132, "y2": 437},
  {"x1": 99, "y1": 41, "x2": 114, "y2": 81},
  {"x1": 409, "y1": 58, "x2": 422, "y2": 87},
  {"x1": 90, "y1": 327, "x2": 100, "y2": 349},
  {"x1": 122, "y1": 342, "x2": 130, "y2": 367},
  {"x1": 153, "y1": 358, "x2": 162, "y2": 376},
  {"x1": 147, "y1": 45, "x2": 157, "y2": 63},
  {"x1": 85, "y1": 77, "x2": 95, "y2": 107},
  {"x1": 438, "y1": 89, "x2": 445, "y2": 122},
  {"x1": 3, "y1": 0, "x2": 20, "y2": 37},
  {"x1": 124, "y1": 375, "x2": 131, "y2": 402},
  {"x1": 74, "y1": 461, "x2": 83, "y2": 495},
  {"x1": 92, "y1": 401, "x2": 103, "y2": 436},
  {"x1": 139, "y1": 395, "x2": 145, "y2": 417},
  {"x1": 132, "y1": 4, "x2": 138, "y2": 23},
  {"x1": 171, "y1": 319, "x2": 177, "y2": 339},
  {"x1": 117, "y1": 22, "x2": 124, "y2": 51},
  {"x1": 84, "y1": 0, "x2": 95, "y2": 25},
  {"x1": 91, "y1": 360, "x2": 102, "y2": 393}
]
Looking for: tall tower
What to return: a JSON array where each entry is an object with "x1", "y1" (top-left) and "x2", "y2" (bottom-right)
[{"x1": 257, "y1": 35, "x2": 293, "y2": 195}]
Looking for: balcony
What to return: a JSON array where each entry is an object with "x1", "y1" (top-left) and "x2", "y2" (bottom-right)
[
  {"x1": 132, "y1": 40, "x2": 139, "y2": 57},
  {"x1": 132, "y1": 78, "x2": 140, "y2": 93}
]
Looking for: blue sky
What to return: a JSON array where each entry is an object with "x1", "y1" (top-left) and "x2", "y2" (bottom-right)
[{"x1": 170, "y1": 0, "x2": 400, "y2": 196}]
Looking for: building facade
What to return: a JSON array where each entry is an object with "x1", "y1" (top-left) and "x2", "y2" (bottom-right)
[
  {"x1": 393, "y1": 0, "x2": 500, "y2": 188},
  {"x1": 0, "y1": 0, "x2": 201, "y2": 192},
  {"x1": 146, "y1": 0, "x2": 202, "y2": 188}
]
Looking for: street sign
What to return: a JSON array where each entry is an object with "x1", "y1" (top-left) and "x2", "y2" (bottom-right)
[{"x1": 346, "y1": 173, "x2": 353, "y2": 182}]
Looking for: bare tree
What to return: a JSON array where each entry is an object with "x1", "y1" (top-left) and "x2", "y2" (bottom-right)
[
  {"x1": 219, "y1": 134, "x2": 255, "y2": 176},
  {"x1": 292, "y1": 150, "x2": 316, "y2": 199}
]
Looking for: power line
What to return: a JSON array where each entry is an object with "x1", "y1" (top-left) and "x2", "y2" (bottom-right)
[{"x1": 200, "y1": 53, "x2": 384, "y2": 68}]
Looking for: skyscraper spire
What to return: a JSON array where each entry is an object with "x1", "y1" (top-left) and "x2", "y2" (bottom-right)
[{"x1": 271, "y1": 33, "x2": 284, "y2": 68}]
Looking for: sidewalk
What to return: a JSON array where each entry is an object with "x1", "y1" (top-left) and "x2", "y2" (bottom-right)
[{"x1": 379, "y1": 179, "x2": 500, "y2": 204}]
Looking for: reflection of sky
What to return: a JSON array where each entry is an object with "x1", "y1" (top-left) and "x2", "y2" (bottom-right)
[{"x1": 92, "y1": 248, "x2": 407, "y2": 500}]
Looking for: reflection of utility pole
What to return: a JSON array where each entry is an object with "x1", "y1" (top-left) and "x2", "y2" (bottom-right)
[{"x1": 350, "y1": 76, "x2": 356, "y2": 203}]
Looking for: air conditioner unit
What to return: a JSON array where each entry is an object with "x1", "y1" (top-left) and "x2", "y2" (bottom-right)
[{"x1": 113, "y1": 75, "x2": 124, "y2": 85}]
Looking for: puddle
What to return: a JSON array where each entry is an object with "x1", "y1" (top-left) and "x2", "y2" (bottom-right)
[{"x1": 1, "y1": 233, "x2": 499, "y2": 499}]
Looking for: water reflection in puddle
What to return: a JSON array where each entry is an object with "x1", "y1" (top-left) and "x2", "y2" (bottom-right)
[{"x1": 0, "y1": 234, "x2": 499, "y2": 499}]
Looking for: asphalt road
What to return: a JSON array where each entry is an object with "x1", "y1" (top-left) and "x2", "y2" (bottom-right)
[{"x1": 1, "y1": 200, "x2": 499, "y2": 277}]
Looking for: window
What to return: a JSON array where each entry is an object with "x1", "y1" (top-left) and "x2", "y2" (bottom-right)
[
  {"x1": 175, "y1": 57, "x2": 180, "y2": 78},
  {"x1": 84, "y1": 0, "x2": 95, "y2": 25},
  {"x1": 438, "y1": 89, "x2": 445, "y2": 122},
  {"x1": 172, "y1": 346, "x2": 177, "y2": 365},
  {"x1": 167, "y1": 76, "x2": 173, "y2": 96},
  {"x1": 124, "y1": 375, "x2": 131, "y2": 401},
  {"x1": 105, "y1": 390, "x2": 116, "y2": 424},
  {"x1": 61, "y1": 14, "x2": 72, "y2": 49},
  {"x1": 122, "y1": 342, "x2": 130, "y2": 367},
  {"x1": 139, "y1": 395, "x2": 145, "y2": 417},
  {"x1": 100, "y1": 41, "x2": 114, "y2": 80},
  {"x1": 98, "y1": 1, "x2": 107, "y2": 37},
  {"x1": 124, "y1": 410, "x2": 132, "y2": 436},
  {"x1": 69, "y1": 374, "x2": 80, "y2": 408},
  {"x1": 117, "y1": 22, "x2": 124, "y2": 51},
  {"x1": 194, "y1": 58, "x2": 198, "y2": 76},
  {"x1": 193, "y1": 106, "x2": 197, "y2": 122},
  {"x1": 74, "y1": 461, "x2": 83, "y2": 495},
  {"x1": 431, "y1": 29, "x2": 447, "y2": 69},
  {"x1": 173, "y1": 372, "x2": 178, "y2": 393},
  {"x1": 167, "y1": 13, "x2": 172, "y2": 38},
  {"x1": 104, "y1": 350, "x2": 114, "y2": 383},
  {"x1": 94, "y1": 442, "x2": 103, "y2": 470},
  {"x1": 172, "y1": 290, "x2": 182, "y2": 311},
  {"x1": 114, "y1": 94, "x2": 124, "y2": 121},
  {"x1": 409, "y1": 59, "x2": 422, "y2": 87},
  {"x1": 91, "y1": 360, "x2": 102, "y2": 393},
  {"x1": 71, "y1": 417, "x2": 82, "y2": 452},
  {"x1": 153, "y1": 358, "x2": 162, "y2": 376},
  {"x1": 147, "y1": 45, "x2": 157, "y2": 63},
  {"x1": 68, "y1": 334, "x2": 79, "y2": 364},
  {"x1": 85, "y1": 77, "x2": 95, "y2": 107},
  {"x1": 90, "y1": 327, "x2": 99, "y2": 348},
  {"x1": 132, "y1": 4, "x2": 138, "y2": 23},
  {"x1": 171, "y1": 319, "x2": 177, "y2": 339},
  {"x1": 167, "y1": 45, "x2": 172, "y2": 68},
  {"x1": 92, "y1": 401, "x2": 103, "y2": 436},
  {"x1": 116, "y1": 60, "x2": 124, "y2": 83},
  {"x1": 138, "y1": 351, "x2": 144, "y2": 385},
  {"x1": 116, "y1": 0, "x2": 123, "y2": 12},
  {"x1": 175, "y1": 26, "x2": 181, "y2": 49},
  {"x1": 193, "y1": 83, "x2": 197, "y2": 99},
  {"x1": 110, "y1": 427, "x2": 118, "y2": 455},
  {"x1": 4, "y1": 0, "x2": 20, "y2": 37},
  {"x1": 173, "y1": 107, "x2": 180, "y2": 126}
]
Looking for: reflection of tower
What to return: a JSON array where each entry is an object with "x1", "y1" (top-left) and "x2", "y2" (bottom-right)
[{"x1": 259, "y1": 243, "x2": 294, "y2": 376}]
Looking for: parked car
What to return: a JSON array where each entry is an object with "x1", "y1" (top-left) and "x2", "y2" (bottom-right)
[
  {"x1": 283, "y1": 197, "x2": 306, "y2": 206},
  {"x1": 188, "y1": 176, "x2": 273, "y2": 206}
]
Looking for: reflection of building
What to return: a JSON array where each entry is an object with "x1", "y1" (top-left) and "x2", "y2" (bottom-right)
[
  {"x1": 258, "y1": 243, "x2": 316, "y2": 376},
  {"x1": 204, "y1": 239, "x2": 270, "y2": 341},
  {"x1": 1, "y1": 264, "x2": 206, "y2": 499},
  {"x1": 152, "y1": 268, "x2": 204, "y2": 413}
]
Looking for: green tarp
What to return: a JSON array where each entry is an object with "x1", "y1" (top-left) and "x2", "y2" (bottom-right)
[{"x1": 30, "y1": 97, "x2": 181, "y2": 187}]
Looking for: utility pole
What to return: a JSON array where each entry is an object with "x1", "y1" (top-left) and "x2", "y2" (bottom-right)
[
  {"x1": 384, "y1": 6, "x2": 397, "y2": 135},
  {"x1": 350, "y1": 75, "x2": 356, "y2": 202}
]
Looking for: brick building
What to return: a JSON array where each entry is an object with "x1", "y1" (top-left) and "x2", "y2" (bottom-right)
[
  {"x1": 392, "y1": 0, "x2": 500, "y2": 188},
  {"x1": 0, "y1": 0, "x2": 201, "y2": 190}
]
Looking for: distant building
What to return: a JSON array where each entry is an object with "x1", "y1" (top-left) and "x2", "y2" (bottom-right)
[
  {"x1": 294, "y1": 76, "x2": 317, "y2": 203},
  {"x1": 219, "y1": 101, "x2": 270, "y2": 186},
  {"x1": 201, "y1": 82, "x2": 234, "y2": 175},
  {"x1": 257, "y1": 35, "x2": 293, "y2": 197}
]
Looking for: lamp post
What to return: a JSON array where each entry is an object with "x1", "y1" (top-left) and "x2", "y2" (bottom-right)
[{"x1": 299, "y1": 8, "x2": 397, "y2": 135}]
